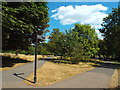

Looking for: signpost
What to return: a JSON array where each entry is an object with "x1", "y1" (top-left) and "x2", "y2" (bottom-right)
[
  {"x1": 34, "y1": 26, "x2": 38, "y2": 84},
  {"x1": 33, "y1": 26, "x2": 44, "y2": 84}
]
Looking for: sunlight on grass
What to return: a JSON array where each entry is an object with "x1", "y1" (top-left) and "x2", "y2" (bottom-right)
[
  {"x1": 0, "y1": 53, "x2": 47, "y2": 71},
  {"x1": 0, "y1": 53, "x2": 45, "y2": 61},
  {"x1": 110, "y1": 68, "x2": 120, "y2": 88},
  {"x1": 25, "y1": 61, "x2": 101, "y2": 86}
]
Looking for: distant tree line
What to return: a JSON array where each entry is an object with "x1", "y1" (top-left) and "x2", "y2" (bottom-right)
[
  {"x1": 47, "y1": 24, "x2": 99, "y2": 63},
  {"x1": 2, "y1": 2, "x2": 120, "y2": 62}
]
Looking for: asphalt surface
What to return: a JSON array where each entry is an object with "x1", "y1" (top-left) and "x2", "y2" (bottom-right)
[
  {"x1": 2, "y1": 57, "x2": 47, "y2": 88},
  {"x1": 45, "y1": 65, "x2": 115, "y2": 88},
  {"x1": 1, "y1": 59, "x2": 116, "y2": 88}
]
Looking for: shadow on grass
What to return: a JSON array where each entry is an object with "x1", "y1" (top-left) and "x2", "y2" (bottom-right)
[
  {"x1": 41, "y1": 58, "x2": 120, "y2": 69},
  {"x1": 97, "y1": 61, "x2": 120, "y2": 69},
  {"x1": 41, "y1": 58, "x2": 75, "y2": 64},
  {"x1": 13, "y1": 73, "x2": 34, "y2": 84},
  {"x1": 1, "y1": 56, "x2": 31, "y2": 68},
  {"x1": 41, "y1": 58, "x2": 103, "y2": 64}
]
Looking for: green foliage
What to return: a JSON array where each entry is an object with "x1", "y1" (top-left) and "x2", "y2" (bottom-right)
[
  {"x1": 27, "y1": 46, "x2": 35, "y2": 55},
  {"x1": 2, "y1": 2, "x2": 49, "y2": 51},
  {"x1": 98, "y1": 40, "x2": 107, "y2": 59},
  {"x1": 73, "y1": 24, "x2": 99, "y2": 58},
  {"x1": 2, "y1": 50, "x2": 16, "y2": 54},
  {"x1": 100, "y1": 7, "x2": 120, "y2": 59},
  {"x1": 48, "y1": 28, "x2": 63, "y2": 55},
  {"x1": 19, "y1": 50, "x2": 27, "y2": 54},
  {"x1": 37, "y1": 44, "x2": 51, "y2": 55},
  {"x1": 48, "y1": 24, "x2": 99, "y2": 63}
]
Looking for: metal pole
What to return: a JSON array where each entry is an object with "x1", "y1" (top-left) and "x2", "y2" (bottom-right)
[{"x1": 34, "y1": 31, "x2": 38, "y2": 84}]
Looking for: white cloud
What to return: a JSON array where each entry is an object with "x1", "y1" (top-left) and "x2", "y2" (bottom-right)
[
  {"x1": 51, "y1": 9, "x2": 58, "y2": 13},
  {"x1": 51, "y1": 4, "x2": 108, "y2": 29},
  {"x1": 96, "y1": 30, "x2": 104, "y2": 40}
]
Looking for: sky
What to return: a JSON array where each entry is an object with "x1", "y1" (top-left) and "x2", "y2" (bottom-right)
[{"x1": 46, "y1": 2, "x2": 118, "y2": 40}]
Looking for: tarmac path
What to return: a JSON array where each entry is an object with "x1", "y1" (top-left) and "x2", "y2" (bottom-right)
[
  {"x1": 2, "y1": 57, "x2": 48, "y2": 88},
  {"x1": 1, "y1": 59, "x2": 117, "y2": 89}
]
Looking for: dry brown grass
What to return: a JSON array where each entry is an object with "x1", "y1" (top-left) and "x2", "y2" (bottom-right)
[
  {"x1": 109, "y1": 68, "x2": 120, "y2": 89},
  {"x1": 0, "y1": 53, "x2": 47, "y2": 71},
  {"x1": 25, "y1": 61, "x2": 98, "y2": 86},
  {"x1": 0, "y1": 53, "x2": 45, "y2": 61},
  {"x1": 0, "y1": 63, "x2": 26, "y2": 71}
]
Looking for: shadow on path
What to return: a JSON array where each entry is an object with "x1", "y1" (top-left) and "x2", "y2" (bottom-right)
[{"x1": 13, "y1": 73, "x2": 34, "y2": 84}]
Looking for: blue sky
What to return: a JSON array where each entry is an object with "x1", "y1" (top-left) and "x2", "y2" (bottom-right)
[{"x1": 46, "y1": 2, "x2": 118, "y2": 39}]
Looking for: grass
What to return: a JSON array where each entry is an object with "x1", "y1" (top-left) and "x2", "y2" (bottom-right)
[
  {"x1": 24, "y1": 59, "x2": 102, "y2": 86},
  {"x1": 1, "y1": 53, "x2": 104, "y2": 86},
  {"x1": 111, "y1": 61, "x2": 120, "y2": 64},
  {"x1": 109, "y1": 67, "x2": 120, "y2": 89},
  {"x1": 0, "y1": 53, "x2": 47, "y2": 71}
]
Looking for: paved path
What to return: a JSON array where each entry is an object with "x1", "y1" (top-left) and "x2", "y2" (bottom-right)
[
  {"x1": 45, "y1": 64, "x2": 115, "y2": 88},
  {"x1": 2, "y1": 57, "x2": 48, "y2": 88},
  {"x1": 1, "y1": 60, "x2": 117, "y2": 88}
]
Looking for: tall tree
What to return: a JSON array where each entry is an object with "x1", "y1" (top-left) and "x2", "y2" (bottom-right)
[
  {"x1": 48, "y1": 28, "x2": 63, "y2": 55},
  {"x1": 61, "y1": 30, "x2": 84, "y2": 62},
  {"x1": 98, "y1": 40, "x2": 107, "y2": 59},
  {"x1": 48, "y1": 24, "x2": 99, "y2": 62},
  {"x1": 2, "y1": 2, "x2": 49, "y2": 51},
  {"x1": 99, "y1": 7, "x2": 120, "y2": 59},
  {"x1": 73, "y1": 24, "x2": 99, "y2": 58},
  {"x1": 48, "y1": 29, "x2": 84, "y2": 62}
]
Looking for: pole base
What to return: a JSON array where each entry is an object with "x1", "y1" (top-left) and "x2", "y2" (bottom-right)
[{"x1": 34, "y1": 76, "x2": 37, "y2": 84}]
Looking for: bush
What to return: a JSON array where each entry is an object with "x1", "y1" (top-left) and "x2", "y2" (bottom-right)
[
  {"x1": 71, "y1": 59, "x2": 79, "y2": 64},
  {"x1": 20, "y1": 50, "x2": 27, "y2": 54},
  {"x1": 27, "y1": 46, "x2": 35, "y2": 55},
  {"x1": 2, "y1": 50, "x2": 16, "y2": 54},
  {"x1": 37, "y1": 46, "x2": 51, "y2": 55},
  {"x1": 70, "y1": 57, "x2": 81, "y2": 64}
]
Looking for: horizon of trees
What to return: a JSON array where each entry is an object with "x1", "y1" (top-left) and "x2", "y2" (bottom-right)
[{"x1": 2, "y1": 2, "x2": 120, "y2": 62}]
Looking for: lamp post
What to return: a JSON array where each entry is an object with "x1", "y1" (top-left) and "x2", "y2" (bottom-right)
[{"x1": 34, "y1": 26, "x2": 38, "y2": 84}]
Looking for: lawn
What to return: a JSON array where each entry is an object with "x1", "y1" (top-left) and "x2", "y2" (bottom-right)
[
  {"x1": 0, "y1": 53, "x2": 47, "y2": 71},
  {"x1": 25, "y1": 59, "x2": 103, "y2": 86},
  {"x1": 109, "y1": 67, "x2": 120, "y2": 89}
]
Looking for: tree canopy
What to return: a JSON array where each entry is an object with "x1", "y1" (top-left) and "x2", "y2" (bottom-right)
[
  {"x1": 73, "y1": 24, "x2": 99, "y2": 58},
  {"x1": 99, "y1": 6, "x2": 120, "y2": 59},
  {"x1": 2, "y1": 2, "x2": 49, "y2": 51},
  {"x1": 48, "y1": 24, "x2": 99, "y2": 62}
]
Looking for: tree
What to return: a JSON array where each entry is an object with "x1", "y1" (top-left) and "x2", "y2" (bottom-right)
[
  {"x1": 98, "y1": 40, "x2": 107, "y2": 59},
  {"x1": 2, "y1": 2, "x2": 49, "y2": 52},
  {"x1": 37, "y1": 43, "x2": 51, "y2": 55},
  {"x1": 48, "y1": 24, "x2": 99, "y2": 62},
  {"x1": 61, "y1": 30, "x2": 84, "y2": 63},
  {"x1": 48, "y1": 29, "x2": 84, "y2": 62},
  {"x1": 99, "y1": 7, "x2": 120, "y2": 59},
  {"x1": 48, "y1": 28, "x2": 63, "y2": 55},
  {"x1": 73, "y1": 24, "x2": 99, "y2": 58}
]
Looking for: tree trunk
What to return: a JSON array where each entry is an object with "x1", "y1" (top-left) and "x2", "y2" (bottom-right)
[
  {"x1": 15, "y1": 50, "x2": 18, "y2": 56},
  {"x1": 61, "y1": 56, "x2": 62, "y2": 59}
]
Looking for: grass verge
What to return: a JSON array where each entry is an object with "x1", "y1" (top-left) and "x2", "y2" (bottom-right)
[
  {"x1": 0, "y1": 53, "x2": 47, "y2": 71},
  {"x1": 24, "y1": 60, "x2": 101, "y2": 86},
  {"x1": 109, "y1": 67, "x2": 120, "y2": 89}
]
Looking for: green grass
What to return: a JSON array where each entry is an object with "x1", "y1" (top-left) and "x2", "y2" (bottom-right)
[{"x1": 111, "y1": 61, "x2": 120, "y2": 64}]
